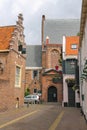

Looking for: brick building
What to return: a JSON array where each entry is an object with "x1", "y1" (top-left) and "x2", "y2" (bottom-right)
[
  {"x1": 0, "y1": 14, "x2": 26, "y2": 111},
  {"x1": 41, "y1": 15, "x2": 80, "y2": 103},
  {"x1": 62, "y1": 36, "x2": 80, "y2": 107},
  {"x1": 25, "y1": 15, "x2": 80, "y2": 104},
  {"x1": 25, "y1": 45, "x2": 42, "y2": 95},
  {"x1": 79, "y1": 0, "x2": 87, "y2": 121},
  {"x1": 41, "y1": 39, "x2": 62, "y2": 102}
]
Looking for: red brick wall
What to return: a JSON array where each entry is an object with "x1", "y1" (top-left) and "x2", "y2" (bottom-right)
[
  {"x1": 0, "y1": 14, "x2": 26, "y2": 111},
  {"x1": 42, "y1": 51, "x2": 46, "y2": 69},
  {"x1": 42, "y1": 44, "x2": 62, "y2": 70},
  {"x1": 10, "y1": 50, "x2": 26, "y2": 108},
  {"x1": 41, "y1": 44, "x2": 63, "y2": 103},
  {"x1": 25, "y1": 69, "x2": 41, "y2": 94},
  {"x1": 0, "y1": 50, "x2": 26, "y2": 111},
  {"x1": 41, "y1": 74, "x2": 63, "y2": 102}
]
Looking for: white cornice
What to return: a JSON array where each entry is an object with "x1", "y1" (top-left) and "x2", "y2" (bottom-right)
[
  {"x1": 63, "y1": 55, "x2": 77, "y2": 60},
  {"x1": 26, "y1": 67, "x2": 42, "y2": 70},
  {"x1": 0, "y1": 50, "x2": 10, "y2": 52}
]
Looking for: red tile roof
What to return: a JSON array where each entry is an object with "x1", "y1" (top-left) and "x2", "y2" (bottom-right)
[{"x1": 0, "y1": 26, "x2": 15, "y2": 50}]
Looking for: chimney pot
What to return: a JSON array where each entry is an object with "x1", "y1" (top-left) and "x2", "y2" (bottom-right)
[
  {"x1": 42, "y1": 15, "x2": 45, "y2": 21},
  {"x1": 46, "y1": 36, "x2": 49, "y2": 44}
]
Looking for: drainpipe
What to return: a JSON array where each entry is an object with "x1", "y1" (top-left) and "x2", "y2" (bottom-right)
[{"x1": 79, "y1": 48, "x2": 83, "y2": 113}]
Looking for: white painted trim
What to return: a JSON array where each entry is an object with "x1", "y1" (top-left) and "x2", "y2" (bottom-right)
[
  {"x1": 62, "y1": 36, "x2": 66, "y2": 59},
  {"x1": 0, "y1": 49, "x2": 9, "y2": 52},
  {"x1": 64, "y1": 55, "x2": 77, "y2": 60},
  {"x1": 15, "y1": 64, "x2": 22, "y2": 88},
  {"x1": 26, "y1": 67, "x2": 42, "y2": 70}
]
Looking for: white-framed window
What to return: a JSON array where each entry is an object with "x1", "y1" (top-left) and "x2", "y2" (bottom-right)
[
  {"x1": 71, "y1": 44, "x2": 77, "y2": 49},
  {"x1": 15, "y1": 65, "x2": 21, "y2": 87},
  {"x1": 32, "y1": 70, "x2": 39, "y2": 79}
]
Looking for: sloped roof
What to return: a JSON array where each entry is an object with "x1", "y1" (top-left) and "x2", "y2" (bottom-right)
[
  {"x1": 43, "y1": 69, "x2": 62, "y2": 73},
  {"x1": 0, "y1": 26, "x2": 15, "y2": 50},
  {"x1": 26, "y1": 45, "x2": 42, "y2": 67},
  {"x1": 42, "y1": 69, "x2": 62, "y2": 76},
  {"x1": 44, "y1": 19, "x2": 80, "y2": 44}
]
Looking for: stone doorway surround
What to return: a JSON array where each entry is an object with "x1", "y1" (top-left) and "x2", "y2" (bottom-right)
[{"x1": 48, "y1": 86, "x2": 57, "y2": 102}]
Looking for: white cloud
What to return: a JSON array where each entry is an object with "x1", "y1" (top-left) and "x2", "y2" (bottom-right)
[
  {"x1": 30, "y1": 1, "x2": 43, "y2": 15},
  {"x1": 0, "y1": 0, "x2": 82, "y2": 44}
]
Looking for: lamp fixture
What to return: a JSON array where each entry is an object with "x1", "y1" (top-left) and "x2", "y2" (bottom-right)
[{"x1": 70, "y1": 60, "x2": 75, "y2": 68}]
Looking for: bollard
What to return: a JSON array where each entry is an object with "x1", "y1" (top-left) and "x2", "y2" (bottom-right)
[{"x1": 16, "y1": 97, "x2": 19, "y2": 108}]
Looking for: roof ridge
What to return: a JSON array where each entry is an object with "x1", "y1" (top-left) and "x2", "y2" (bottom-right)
[
  {"x1": 46, "y1": 19, "x2": 80, "y2": 21},
  {"x1": 26, "y1": 44, "x2": 41, "y2": 46},
  {"x1": 0, "y1": 25, "x2": 16, "y2": 28}
]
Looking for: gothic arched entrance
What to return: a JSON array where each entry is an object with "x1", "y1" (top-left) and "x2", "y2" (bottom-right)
[{"x1": 48, "y1": 86, "x2": 57, "y2": 102}]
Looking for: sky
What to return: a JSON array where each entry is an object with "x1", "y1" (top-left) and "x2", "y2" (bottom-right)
[{"x1": 0, "y1": 0, "x2": 82, "y2": 45}]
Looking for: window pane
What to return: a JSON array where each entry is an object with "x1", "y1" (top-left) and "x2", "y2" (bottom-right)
[
  {"x1": 33, "y1": 70, "x2": 38, "y2": 79},
  {"x1": 15, "y1": 66, "x2": 21, "y2": 87},
  {"x1": 71, "y1": 44, "x2": 77, "y2": 49},
  {"x1": 34, "y1": 89, "x2": 37, "y2": 93}
]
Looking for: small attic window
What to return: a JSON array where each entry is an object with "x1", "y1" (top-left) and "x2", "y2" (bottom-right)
[
  {"x1": 18, "y1": 44, "x2": 22, "y2": 51},
  {"x1": 71, "y1": 44, "x2": 77, "y2": 49},
  {"x1": 18, "y1": 40, "x2": 22, "y2": 51}
]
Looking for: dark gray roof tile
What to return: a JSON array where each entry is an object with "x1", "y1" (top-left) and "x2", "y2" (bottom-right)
[
  {"x1": 26, "y1": 45, "x2": 42, "y2": 67},
  {"x1": 44, "y1": 19, "x2": 80, "y2": 44}
]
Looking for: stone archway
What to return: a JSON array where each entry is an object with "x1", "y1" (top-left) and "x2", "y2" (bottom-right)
[{"x1": 48, "y1": 86, "x2": 57, "y2": 102}]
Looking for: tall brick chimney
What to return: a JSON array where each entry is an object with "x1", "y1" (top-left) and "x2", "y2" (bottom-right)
[
  {"x1": 42, "y1": 15, "x2": 45, "y2": 21},
  {"x1": 42, "y1": 15, "x2": 45, "y2": 49}
]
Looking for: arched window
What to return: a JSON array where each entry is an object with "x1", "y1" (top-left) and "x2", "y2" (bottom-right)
[{"x1": 50, "y1": 49, "x2": 59, "y2": 69}]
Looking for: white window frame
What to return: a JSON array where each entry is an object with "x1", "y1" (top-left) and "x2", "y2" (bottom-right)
[
  {"x1": 71, "y1": 44, "x2": 77, "y2": 49},
  {"x1": 15, "y1": 65, "x2": 21, "y2": 88}
]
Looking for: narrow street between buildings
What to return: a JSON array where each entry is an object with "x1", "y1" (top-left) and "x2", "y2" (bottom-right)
[{"x1": 0, "y1": 103, "x2": 87, "y2": 130}]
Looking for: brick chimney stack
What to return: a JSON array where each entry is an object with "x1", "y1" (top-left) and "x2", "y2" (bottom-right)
[
  {"x1": 42, "y1": 15, "x2": 45, "y2": 21},
  {"x1": 42, "y1": 15, "x2": 45, "y2": 48}
]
